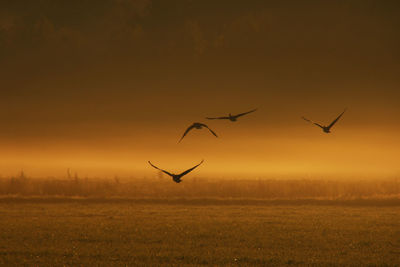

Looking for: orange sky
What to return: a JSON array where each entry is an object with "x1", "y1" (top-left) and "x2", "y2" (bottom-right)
[{"x1": 0, "y1": 0, "x2": 399, "y2": 178}]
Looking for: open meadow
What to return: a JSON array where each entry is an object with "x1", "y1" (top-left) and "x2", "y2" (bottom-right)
[{"x1": 0, "y1": 199, "x2": 399, "y2": 266}]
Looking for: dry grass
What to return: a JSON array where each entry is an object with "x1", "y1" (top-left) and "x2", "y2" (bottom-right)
[
  {"x1": 0, "y1": 202, "x2": 399, "y2": 266},
  {"x1": 0, "y1": 173, "x2": 399, "y2": 200}
]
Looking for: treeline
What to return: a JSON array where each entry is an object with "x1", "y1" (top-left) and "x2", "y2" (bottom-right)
[{"x1": 0, "y1": 173, "x2": 399, "y2": 199}]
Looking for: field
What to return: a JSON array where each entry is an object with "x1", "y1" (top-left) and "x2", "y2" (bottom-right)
[{"x1": 0, "y1": 199, "x2": 399, "y2": 266}]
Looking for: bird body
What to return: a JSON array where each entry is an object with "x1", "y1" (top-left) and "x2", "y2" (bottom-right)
[
  {"x1": 148, "y1": 160, "x2": 204, "y2": 183},
  {"x1": 302, "y1": 109, "x2": 346, "y2": 133},
  {"x1": 227, "y1": 113, "x2": 237, "y2": 121},
  {"x1": 206, "y1": 108, "x2": 257, "y2": 122},
  {"x1": 179, "y1": 122, "x2": 218, "y2": 142},
  {"x1": 194, "y1": 123, "x2": 203, "y2": 129},
  {"x1": 322, "y1": 126, "x2": 332, "y2": 133}
]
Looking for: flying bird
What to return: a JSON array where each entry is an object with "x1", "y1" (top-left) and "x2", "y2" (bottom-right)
[
  {"x1": 206, "y1": 108, "x2": 257, "y2": 122},
  {"x1": 148, "y1": 160, "x2": 204, "y2": 183},
  {"x1": 302, "y1": 109, "x2": 347, "y2": 133},
  {"x1": 179, "y1": 122, "x2": 218, "y2": 142}
]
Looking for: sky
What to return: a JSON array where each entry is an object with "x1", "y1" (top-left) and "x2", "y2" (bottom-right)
[{"x1": 0, "y1": 0, "x2": 399, "y2": 178}]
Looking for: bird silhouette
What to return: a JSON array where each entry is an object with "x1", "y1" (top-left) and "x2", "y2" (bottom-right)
[
  {"x1": 179, "y1": 122, "x2": 218, "y2": 143},
  {"x1": 302, "y1": 109, "x2": 347, "y2": 133},
  {"x1": 148, "y1": 160, "x2": 204, "y2": 183},
  {"x1": 206, "y1": 108, "x2": 257, "y2": 122}
]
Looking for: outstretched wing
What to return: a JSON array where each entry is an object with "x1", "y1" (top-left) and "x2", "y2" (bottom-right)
[
  {"x1": 178, "y1": 124, "x2": 196, "y2": 143},
  {"x1": 234, "y1": 108, "x2": 258, "y2": 118},
  {"x1": 327, "y1": 109, "x2": 346, "y2": 130},
  {"x1": 148, "y1": 161, "x2": 173, "y2": 177},
  {"x1": 302, "y1": 116, "x2": 324, "y2": 129},
  {"x1": 179, "y1": 160, "x2": 204, "y2": 177},
  {"x1": 206, "y1": 116, "x2": 230, "y2": 120},
  {"x1": 199, "y1": 123, "x2": 218, "y2": 137}
]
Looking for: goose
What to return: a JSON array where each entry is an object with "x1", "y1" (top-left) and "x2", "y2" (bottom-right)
[
  {"x1": 206, "y1": 108, "x2": 257, "y2": 122},
  {"x1": 148, "y1": 160, "x2": 204, "y2": 183},
  {"x1": 179, "y1": 122, "x2": 218, "y2": 143},
  {"x1": 302, "y1": 109, "x2": 346, "y2": 133}
]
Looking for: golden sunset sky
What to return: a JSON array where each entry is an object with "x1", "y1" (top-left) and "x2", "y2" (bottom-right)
[{"x1": 0, "y1": 0, "x2": 399, "y2": 178}]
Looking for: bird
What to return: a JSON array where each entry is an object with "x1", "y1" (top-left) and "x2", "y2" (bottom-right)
[
  {"x1": 148, "y1": 160, "x2": 204, "y2": 183},
  {"x1": 206, "y1": 108, "x2": 257, "y2": 122},
  {"x1": 179, "y1": 122, "x2": 218, "y2": 143},
  {"x1": 302, "y1": 108, "x2": 347, "y2": 133}
]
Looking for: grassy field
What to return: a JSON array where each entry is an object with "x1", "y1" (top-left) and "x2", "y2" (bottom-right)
[{"x1": 0, "y1": 200, "x2": 399, "y2": 266}]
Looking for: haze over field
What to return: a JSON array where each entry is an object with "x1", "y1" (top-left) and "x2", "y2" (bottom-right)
[{"x1": 1, "y1": 0, "x2": 399, "y2": 178}]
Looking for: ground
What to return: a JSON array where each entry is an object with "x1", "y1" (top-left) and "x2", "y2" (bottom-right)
[{"x1": 0, "y1": 200, "x2": 399, "y2": 266}]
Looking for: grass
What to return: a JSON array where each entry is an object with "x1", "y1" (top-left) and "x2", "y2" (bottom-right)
[
  {"x1": 1, "y1": 174, "x2": 399, "y2": 199},
  {"x1": 0, "y1": 200, "x2": 399, "y2": 266}
]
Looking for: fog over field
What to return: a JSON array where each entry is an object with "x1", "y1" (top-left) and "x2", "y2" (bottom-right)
[{"x1": 1, "y1": 173, "x2": 399, "y2": 200}]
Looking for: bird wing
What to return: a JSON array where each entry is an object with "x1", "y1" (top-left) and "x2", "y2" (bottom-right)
[
  {"x1": 148, "y1": 161, "x2": 173, "y2": 177},
  {"x1": 234, "y1": 108, "x2": 258, "y2": 118},
  {"x1": 179, "y1": 160, "x2": 204, "y2": 177},
  {"x1": 302, "y1": 116, "x2": 324, "y2": 129},
  {"x1": 178, "y1": 124, "x2": 196, "y2": 143},
  {"x1": 206, "y1": 116, "x2": 230, "y2": 120},
  {"x1": 199, "y1": 123, "x2": 218, "y2": 137},
  {"x1": 327, "y1": 109, "x2": 346, "y2": 130}
]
